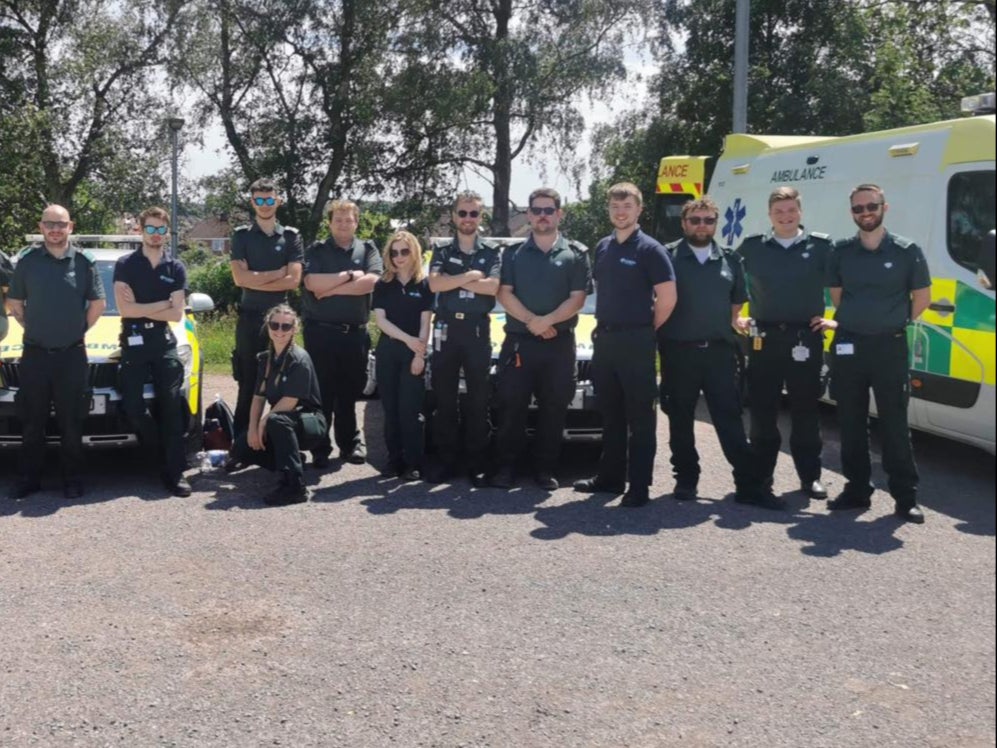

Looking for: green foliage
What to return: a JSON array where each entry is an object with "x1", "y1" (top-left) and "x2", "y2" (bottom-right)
[
  {"x1": 180, "y1": 245, "x2": 214, "y2": 269},
  {"x1": 0, "y1": 109, "x2": 46, "y2": 252},
  {"x1": 562, "y1": 182, "x2": 614, "y2": 250},
  {"x1": 188, "y1": 259, "x2": 240, "y2": 314},
  {"x1": 357, "y1": 212, "x2": 393, "y2": 249},
  {"x1": 196, "y1": 313, "x2": 238, "y2": 374}
]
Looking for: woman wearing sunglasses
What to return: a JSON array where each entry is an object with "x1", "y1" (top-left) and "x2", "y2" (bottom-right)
[
  {"x1": 372, "y1": 231, "x2": 433, "y2": 480},
  {"x1": 228, "y1": 304, "x2": 326, "y2": 505}
]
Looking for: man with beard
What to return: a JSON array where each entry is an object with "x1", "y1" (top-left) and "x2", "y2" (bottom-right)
[
  {"x1": 228, "y1": 179, "x2": 303, "y2": 440},
  {"x1": 827, "y1": 184, "x2": 931, "y2": 524},
  {"x1": 426, "y1": 191, "x2": 501, "y2": 485},
  {"x1": 657, "y1": 197, "x2": 773, "y2": 508},
  {"x1": 573, "y1": 182, "x2": 676, "y2": 507},
  {"x1": 491, "y1": 188, "x2": 591, "y2": 490}
]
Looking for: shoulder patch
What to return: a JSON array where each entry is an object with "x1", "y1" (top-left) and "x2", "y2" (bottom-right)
[
  {"x1": 363, "y1": 239, "x2": 378, "y2": 251},
  {"x1": 479, "y1": 239, "x2": 498, "y2": 251},
  {"x1": 832, "y1": 237, "x2": 854, "y2": 250},
  {"x1": 663, "y1": 239, "x2": 682, "y2": 253},
  {"x1": 283, "y1": 226, "x2": 299, "y2": 234},
  {"x1": 891, "y1": 234, "x2": 915, "y2": 249},
  {"x1": 79, "y1": 249, "x2": 97, "y2": 265},
  {"x1": 233, "y1": 225, "x2": 250, "y2": 233},
  {"x1": 809, "y1": 231, "x2": 832, "y2": 242},
  {"x1": 566, "y1": 240, "x2": 589, "y2": 255},
  {"x1": 17, "y1": 245, "x2": 39, "y2": 259}
]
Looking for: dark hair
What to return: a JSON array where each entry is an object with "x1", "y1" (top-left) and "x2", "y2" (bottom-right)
[
  {"x1": 850, "y1": 183, "x2": 885, "y2": 201},
  {"x1": 139, "y1": 206, "x2": 170, "y2": 227},
  {"x1": 249, "y1": 178, "x2": 278, "y2": 194},
  {"x1": 529, "y1": 187, "x2": 561, "y2": 209},
  {"x1": 680, "y1": 196, "x2": 719, "y2": 220},
  {"x1": 607, "y1": 182, "x2": 643, "y2": 207}
]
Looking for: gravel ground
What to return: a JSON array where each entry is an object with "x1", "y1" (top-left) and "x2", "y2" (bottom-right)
[{"x1": 1, "y1": 374, "x2": 994, "y2": 747}]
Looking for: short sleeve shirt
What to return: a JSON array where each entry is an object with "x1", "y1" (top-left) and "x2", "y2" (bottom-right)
[
  {"x1": 828, "y1": 231, "x2": 932, "y2": 335},
  {"x1": 659, "y1": 240, "x2": 747, "y2": 342},
  {"x1": 372, "y1": 277, "x2": 433, "y2": 337},
  {"x1": 255, "y1": 344, "x2": 323, "y2": 411},
  {"x1": 429, "y1": 238, "x2": 501, "y2": 315},
  {"x1": 9, "y1": 244, "x2": 106, "y2": 348},
  {"x1": 593, "y1": 227, "x2": 674, "y2": 326},
  {"x1": 230, "y1": 221, "x2": 304, "y2": 311},
  {"x1": 302, "y1": 238, "x2": 383, "y2": 324},
  {"x1": 737, "y1": 230, "x2": 832, "y2": 323},
  {"x1": 499, "y1": 234, "x2": 592, "y2": 334},
  {"x1": 113, "y1": 249, "x2": 188, "y2": 325}
]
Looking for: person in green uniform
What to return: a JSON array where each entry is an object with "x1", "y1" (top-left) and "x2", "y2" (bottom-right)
[
  {"x1": 229, "y1": 304, "x2": 327, "y2": 506},
  {"x1": 301, "y1": 199, "x2": 383, "y2": 468},
  {"x1": 228, "y1": 178, "x2": 303, "y2": 443},
  {"x1": 372, "y1": 231, "x2": 434, "y2": 480},
  {"x1": 491, "y1": 187, "x2": 591, "y2": 490},
  {"x1": 113, "y1": 206, "x2": 191, "y2": 497},
  {"x1": 7, "y1": 204, "x2": 106, "y2": 500},
  {"x1": 827, "y1": 184, "x2": 932, "y2": 524},
  {"x1": 736, "y1": 186, "x2": 835, "y2": 500}
]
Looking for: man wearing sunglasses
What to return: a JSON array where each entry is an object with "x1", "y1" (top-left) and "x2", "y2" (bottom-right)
[
  {"x1": 735, "y1": 186, "x2": 835, "y2": 502},
  {"x1": 7, "y1": 204, "x2": 106, "y2": 500},
  {"x1": 657, "y1": 197, "x2": 770, "y2": 508},
  {"x1": 826, "y1": 184, "x2": 932, "y2": 524},
  {"x1": 426, "y1": 190, "x2": 501, "y2": 485},
  {"x1": 112, "y1": 207, "x2": 191, "y2": 496},
  {"x1": 301, "y1": 199, "x2": 382, "y2": 468},
  {"x1": 491, "y1": 187, "x2": 591, "y2": 491},
  {"x1": 228, "y1": 178, "x2": 303, "y2": 444}
]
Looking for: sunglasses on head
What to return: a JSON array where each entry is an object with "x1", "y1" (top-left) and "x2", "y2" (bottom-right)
[
  {"x1": 529, "y1": 206, "x2": 557, "y2": 216},
  {"x1": 41, "y1": 220, "x2": 69, "y2": 230},
  {"x1": 268, "y1": 320, "x2": 294, "y2": 332},
  {"x1": 390, "y1": 247, "x2": 411, "y2": 258},
  {"x1": 850, "y1": 202, "x2": 883, "y2": 215},
  {"x1": 253, "y1": 196, "x2": 277, "y2": 207},
  {"x1": 685, "y1": 216, "x2": 717, "y2": 226},
  {"x1": 456, "y1": 209, "x2": 480, "y2": 218},
  {"x1": 144, "y1": 225, "x2": 168, "y2": 235}
]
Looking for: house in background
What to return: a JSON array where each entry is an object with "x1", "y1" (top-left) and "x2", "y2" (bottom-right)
[{"x1": 185, "y1": 216, "x2": 233, "y2": 254}]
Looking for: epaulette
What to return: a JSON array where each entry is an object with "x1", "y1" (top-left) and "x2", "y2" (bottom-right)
[
  {"x1": 891, "y1": 233, "x2": 916, "y2": 249},
  {"x1": 742, "y1": 233, "x2": 765, "y2": 242},
  {"x1": 78, "y1": 249, "x2": 97, "y2": 265},
  {"x1": 283, "y1": 226, "x2": 299, "y2": 234},
  {"x1": 663, "y1": 239, "x2": 682, "y2": 253},
  {"x1": 17, "y1": 244, "x2": 40, "y2": 259},
  {"x1": 809, "y1": 232, "x2": 832, "y2": 243},
  {"x1": 363, "y1": 239, "x2": 378, "y2": 251},
  {"x1": 566, "y1": 239, "x2": 589, "y2": 255},
  {"x1": 479, "y1": 239, "x2": 498, "y2": 251},
  {"x1": 233, "y1": 225, "x2": 250, "y2": 233}
]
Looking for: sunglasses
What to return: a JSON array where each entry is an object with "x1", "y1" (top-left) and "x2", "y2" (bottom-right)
[
  {"x1": 850, "y1": 202, "x2": 883, "y2": 215},
  {"x1": 456, "y1": 209, "x2": 480, "y2": 218},
  {"x1": 253, "y1": 196, "x2": 277, "y2": 207},
  {"x1": 144, "y1": 225, "x2": 168, "y2": 235},
  {"x1": 390, "y1": 247, "x2": 411, "y2": 258},
  {"x1": 529, "y1": 206, "x2": 557, "y2": 216},
  {"x1": 41, "y1": 221, "x2": 69, "y2": 230},
  {"x1": 685, "y1": 216, "x2": 717, "y2": 226},
  {"x1": 268, "y1": 320, "x2": 294, "y2": 332}
]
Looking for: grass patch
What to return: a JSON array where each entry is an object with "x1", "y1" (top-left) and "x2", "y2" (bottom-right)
[{"x1": 196, "y1": 313, "x2": 237, "y2": 375}]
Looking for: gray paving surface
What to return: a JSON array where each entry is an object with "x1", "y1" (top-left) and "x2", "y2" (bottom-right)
[{"x1": 1, "y1": 375, "x2": 994, "y2": 747}]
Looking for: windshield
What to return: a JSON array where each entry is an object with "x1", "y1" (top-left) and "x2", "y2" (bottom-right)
[{"x1": 97, "y1": 260, "x2": 118, "y2": 315}]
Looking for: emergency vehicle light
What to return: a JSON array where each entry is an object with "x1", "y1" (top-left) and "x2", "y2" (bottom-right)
[{"x1": 732, "y1": 164, "x2": 750, "y2": 175}]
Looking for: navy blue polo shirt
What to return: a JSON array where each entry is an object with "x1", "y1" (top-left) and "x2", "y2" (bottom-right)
[
  {"x1": 372, "y1": 277, "x2": 434, "y2": 337},
  {"x1": 255, "y1": 344, "x2": 323, "y2": 410},
  {"x1": 499, "y1": 234, "x2": 591, "y2": 334},
  {"x1": 113, "y1": 249, "x2": 188, "y2": 325},
  {"x1": 659, "y1": 240, "x2": 748, "y2": 343},
  {"x1": 429, "y1": 238, "x2": 501, "y2": 316},
  {"x1": 828, "y1": 230, "x2": 931, "y2": 335},
  {"x1": 738, "y1": 230, "x2": 832, "y2": 323},
  {"x1": 593, "y1": 227, "x2": 674, "y2": 326},
  {"x1": 302, "y1": 238, "x2": 384, "y2": 324},
  {"x1": 230, "y1": 220, "x2": 304, "y2": 311}
]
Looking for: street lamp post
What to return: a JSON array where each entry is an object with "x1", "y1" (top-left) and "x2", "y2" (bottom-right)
[
  {"x1": 167, "y1": 117, "x2": 185, "y2": 255},
  {"x1": 732, "y1": 0, "x2": 749, "y2": 133}
]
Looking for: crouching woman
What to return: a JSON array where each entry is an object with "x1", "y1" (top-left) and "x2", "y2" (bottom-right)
[{"x1": 230, "y1": 304, "x2": 326, "y2": 505}]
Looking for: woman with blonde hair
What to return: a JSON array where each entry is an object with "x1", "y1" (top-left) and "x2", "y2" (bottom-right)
[{"x1": 372, "y1": 231, "x2": 433, "y2": 479}]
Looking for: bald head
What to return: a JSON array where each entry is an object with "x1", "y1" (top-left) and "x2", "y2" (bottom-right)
[{"x1": 39, "y1": 204, "x2": 74, "y2": 254}]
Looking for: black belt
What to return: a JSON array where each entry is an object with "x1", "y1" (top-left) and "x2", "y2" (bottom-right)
[
  {"x1": 437, "y1": 311, "x2": 488, "y2": 322},
  {"x1": 506, "y1": 330, "x2": 574, "y2": 341},
  {"x1": 306, "y1": 320, "x2": 366, "y2": 333},
  {"x1": 757, "y1": 321, "x2": 813, "y2": 333},
  {"x1": 128, "y1": 320, "x2": 169, "y2": 330},
  {"x1": 597, "y1": 323, "x2": 652, "y2": 333},
  {"x1": 665, "y1": 339, "x2": 730, "y2": 349},
  {"x1": 25, "y1": 340, "x2": 84, "y2": 354}
]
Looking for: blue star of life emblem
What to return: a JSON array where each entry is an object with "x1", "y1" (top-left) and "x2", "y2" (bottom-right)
[{"x1": 723, "y1": 198, "x2": 746, "y2": 245}]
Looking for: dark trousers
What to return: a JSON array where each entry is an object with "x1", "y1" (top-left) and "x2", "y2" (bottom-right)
[
  {"x1": 494, "y1": 333, "x2": 575, "y2": 474},
  {"x1": 16, "y1": 344, "x2": 88, "y2": 480},
  {"x1": 233, "y1": 308, "x2": 268, "y2": 436},
  {"x1": 119, "y1": 338, "x2": 186, "y2": 483},
  {"x1": 303, "y1": 321, "x2": 367, "y2": 458},
  {"x1": 431, "y1": 317, "x2": 491, "y2": 471},
  {"x1": 658, "y1": 339, "x2": 757, "y2": 492},
  {"x1": 747, "y1": 327, "x2": 823, "y2": 485},
  {"x1": 592, "y1": 327, "x2": 657, "y2": 488},
  {"x1": 231, "y1": 410, "x2": 327, "y2": 483},
  {"x1": 376, "y1": 338, "x2": 426, "y2": 470},
  {"x1": 831, "y1": 330, "x2": 918, "y2": 506}
]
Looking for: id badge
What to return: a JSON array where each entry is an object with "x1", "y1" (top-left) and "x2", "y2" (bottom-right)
[
  {"x1": 791, "y1": 344, "x2": 810, "y2": 362},
  {"x1": 835, "y1": 343, "x2": 855, "y2": 356},
  {"x1": 752, "y1": 336, "x2": 763, "y2": 351},
  {"x1": 127, "y1": 334, "x2": 144, "y2": 347}
]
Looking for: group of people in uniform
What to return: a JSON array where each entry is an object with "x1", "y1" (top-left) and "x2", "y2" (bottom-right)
[{"x1": 2, "y1": 177, "x2": 931, "y2": 523}]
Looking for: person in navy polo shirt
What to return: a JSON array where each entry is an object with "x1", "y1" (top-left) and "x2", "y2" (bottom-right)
[
  {"x1": 113, "y1": 206, "x2": 191, "y2": 497},
  {"x1": 573, "y1": 182, "x2": 676, "y2": 507}
]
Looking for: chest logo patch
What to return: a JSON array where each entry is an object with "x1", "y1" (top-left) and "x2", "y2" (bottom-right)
[
  {"x1": 801, "y1": 252, "x2": 810, "y2": 259},
  {"x1": 884, "y1": 262, "x2": 893, "y2": 269},
  {"x1": 448, "y1": 257, "x2": 463, "y2": 265},
  {"x1": 159, "y1": 275, "x2": 173, "y2": 283},
  {"x1": 554, "y1": 261, "x2": 563, "y2": 267},
  {"x1": 619, "y1": 258, "x2": 637, "y2": 266}
]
